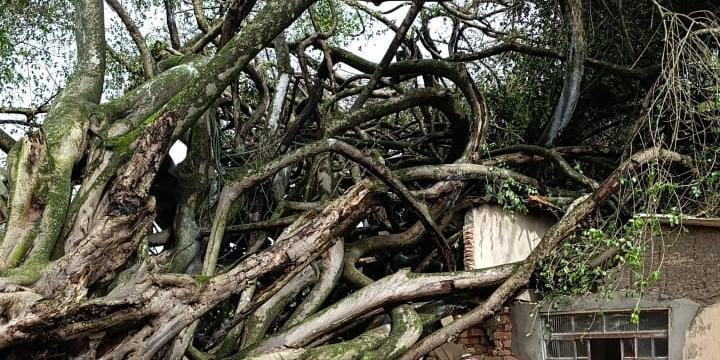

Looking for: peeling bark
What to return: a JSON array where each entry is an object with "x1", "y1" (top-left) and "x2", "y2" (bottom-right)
[
  {"x1": 37, "y1": 111, "x2": 179, "y2": 298},
  {"x1": 0, "y1": 181, "x2": 373, "y2": 355}
]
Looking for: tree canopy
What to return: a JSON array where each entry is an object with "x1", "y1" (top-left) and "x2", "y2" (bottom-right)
[{"x1": 0, "y1": 0, "x2": 718, "y2": 359}]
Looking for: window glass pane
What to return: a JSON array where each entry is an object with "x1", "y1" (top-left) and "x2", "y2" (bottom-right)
[
  {"x1": 543, "y1": 310, "x2": 670, "y2": 360},
  {"x1": 637, "y1": 338, "x2": 653, "y2": 356},
  {"x1": 622, "y1": 338, "x2": 636, "y2": 357},
  {"x1": 547, "y1": 340, "x2": 575, "y2": 357},
  {"x1": 638, "y1": 310, "x2": 669, "y2": 330},
  {"x1": 654, "y1": 338, "x2": 669, "y2": 356},
  {"x1": 574, "y1": 313, "x2": 603, "y2": 332},
  {"x1": 575, "y1": 339, "x2": 588, "y2": 356},
  {"x1": 549, "y1": 314, "x2": 573, "y2": 332},
  {"x1": 605, "y1": 312, "x2": 637, "y2": 332}
]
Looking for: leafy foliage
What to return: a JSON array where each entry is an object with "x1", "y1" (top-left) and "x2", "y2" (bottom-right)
[{"x1": 0, "y1": 0, "x2": 74, "y2": 105}]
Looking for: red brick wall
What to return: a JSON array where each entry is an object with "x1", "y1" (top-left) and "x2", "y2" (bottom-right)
[
  {"x1": 426, "y1": 307, "x2": 517, "y2": 360},
  {"x1": 462, "y1": 306, "x2": 516, "y2": 359}
]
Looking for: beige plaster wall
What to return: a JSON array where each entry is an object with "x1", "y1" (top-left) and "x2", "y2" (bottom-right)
[
  {"x1": 684, "y1": 302, "x2": 720, "y2": 359},
  {"x1": 463, "y1": 205, "x2": 553, "y2": 270}
]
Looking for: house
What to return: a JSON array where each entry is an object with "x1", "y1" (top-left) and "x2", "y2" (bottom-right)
[{"x1": 434, "y1": 204, "x2": 720, "y2": 360}]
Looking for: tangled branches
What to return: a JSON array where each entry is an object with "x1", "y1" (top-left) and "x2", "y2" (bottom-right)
[{"x1": 0, "y1": 0, "x2": 717, "y2": 359}]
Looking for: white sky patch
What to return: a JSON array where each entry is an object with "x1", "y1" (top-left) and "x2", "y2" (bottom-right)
[
  {"x1": 169, "y1": 140, "x2": 188, "y2": 165},
  {"x1": 350, "y1": 4, "x2": 408, "y2": 62},
  {"x1": 340, "y1": 3, "x2": 412, "y2": 70}
]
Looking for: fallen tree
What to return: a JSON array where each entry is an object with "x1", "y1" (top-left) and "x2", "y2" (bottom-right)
[{"x1": 0, "y1": 0, "x2": 717, "y2": 359}]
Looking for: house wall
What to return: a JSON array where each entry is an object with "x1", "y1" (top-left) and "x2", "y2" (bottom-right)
[
  {"x1": 454, "y1": 205, "x2": 551, "y2": 359},
  {"x1": 459, "y1": 207, "x2": 720, "y2": 359},
  {"x1": 463, "y1": 205, "x2": 553, "y2": 270},
  {"x1": 684, "y1": 302, "x2": 720, "y2": 359},
  {"x1": 642, "y1": 225, "x2": 720, "y2": 302},
  {"x1": 508, "y1": 224, "x2": 720, "y2": 359},
  {"x1": 511, "y1": 296, "x2": 700, "y2": 360}
]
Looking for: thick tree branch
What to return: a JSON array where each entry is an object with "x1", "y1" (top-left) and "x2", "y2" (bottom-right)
[
  {"x1": 446, "y1": 42, "x2": 660, "y2": 80},
  {"x1": 0, "y1": 106, "x2": 48, "y2": 118},
  {"x1": 101, "y1": 56, "x2": 208, "y2": 136},
  {"x1": 105, "y1": 0, "x2": 155, "y2": 79},
  {"x1": 362, "y1": 305, "x2": 423, "y2": 360},
  {"x1": 0, "y1": 130, "x2": 15, "y2": 153},
  {"x1": 245, "y1": 264, "x2": 514, "y2": 356},
  {"x1": 395, "y1": 163, "x2": 541, "y2": 189},
  {"x1": 343, "y1": 204, "x2": 446, "y2": 288},
  {"x1": 326, "y1": 88, "x2": 451, "y2": 135},
  {"x1": 163, "y1": 0, "x2": 181, "y2": 49},
  {"x1": 241, "y1": 266, "x2": 317, "y2": 348},
  {"x1": 211, "y1": 139, "x2": 456, "y2": 274},
  {"x1": 283, "y1": 240, "x2": 344, "y2": 329},
  {"x1": 220, "y1": 0, "x2": 258, "y2": 45},
  {"x1": 490, "y1": 144, "x2": 599, "y2": 189},
  {"x1": 539, "y1": 0, "x2": 587, "y2": 146},
  {"x1": 0, "y1": 0, "x2": 106, "y2": 275},
  {"x1": 192, "y1": 0, "x2": 212, "y2": 33},
  {"x1": 68, "y1": 0, "x2": 106, "y2": 103}
]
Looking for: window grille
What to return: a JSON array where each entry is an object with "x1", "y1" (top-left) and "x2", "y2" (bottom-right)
[{"x1": 543, "y1": 310, "x2": 669, "y2": 360}]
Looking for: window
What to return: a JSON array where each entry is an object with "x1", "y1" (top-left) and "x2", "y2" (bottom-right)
[{"x1": 543, "y1": 310, "x2": 669, "y2": 360}]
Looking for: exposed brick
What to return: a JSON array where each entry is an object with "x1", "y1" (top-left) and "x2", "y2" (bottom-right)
[{"x1": 450, "y1": 306, "x2": 515, "y2": 358}]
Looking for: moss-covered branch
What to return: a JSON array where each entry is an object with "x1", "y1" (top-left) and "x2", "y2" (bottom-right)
[
  {"x1": 0, "y1": 0, "x2": 106, "y2": 275},
  {"x1": 246, "y1": 264, "x2": 514, "y2": 356},
  {"x1": 296, "y1": 326, "x2": 390, "y2": 360},
  {"x1": 361, "y1": 305, "x2": 423, "y2": 360}
]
